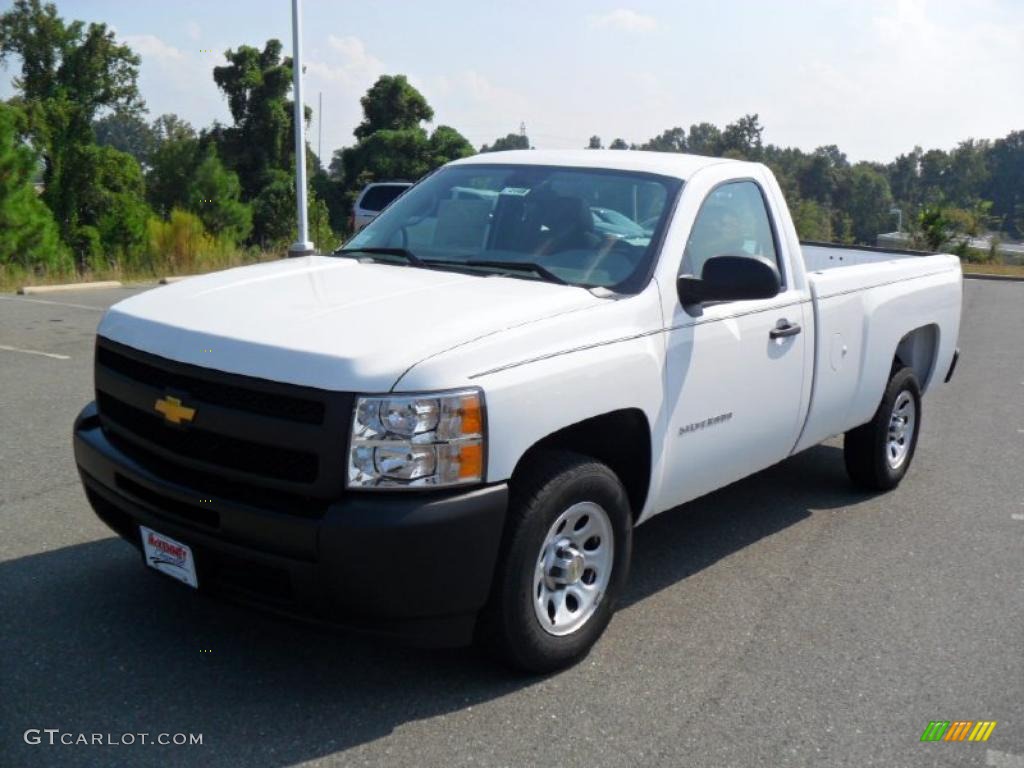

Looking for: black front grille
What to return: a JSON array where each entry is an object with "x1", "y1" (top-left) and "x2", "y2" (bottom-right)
[
  {"x1": 115, "y1": 473, "x2": 220, "y2": 528},
  {"x1": 99, "y1": 392, "x2": 318, "y2": 483},
  {"x1": 104, "y1": 430, "x2": 327, "y2": 517},
  {"x1": 93, "y1": 337, "x2": 354, "y2": 513},
  {"x1": 97, "y1": 345, "x2": 325, "y2": 424}
]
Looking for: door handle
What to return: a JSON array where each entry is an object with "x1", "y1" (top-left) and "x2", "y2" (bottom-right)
[{"x1": 770, "y1": 320, "x2": 802, "y2": 339}]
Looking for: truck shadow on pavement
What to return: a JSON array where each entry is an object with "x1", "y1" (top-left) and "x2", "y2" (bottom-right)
[{"x1": 1, "y1": 444, "x2": 873, "y2": 767}]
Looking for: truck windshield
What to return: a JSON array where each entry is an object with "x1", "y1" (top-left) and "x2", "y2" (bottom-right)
[{"x1": 339, "y1": 164, "x2": 682, "y2": 291}]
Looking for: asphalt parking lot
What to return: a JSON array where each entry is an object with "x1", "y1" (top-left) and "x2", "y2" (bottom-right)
[{"x1": 1, "y1": 279, "x2": 1022, "y2": 768}]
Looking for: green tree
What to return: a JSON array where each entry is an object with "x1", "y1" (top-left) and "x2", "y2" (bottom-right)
[
  {"x1": 797, "y1": 146, "x2": 847, "y2": 205},
  {"x1": 250, "y1": 168, "x2": 333, "y2": 250},
  {"x1": 427, "y1": 124, "x2": 474, "y2": 166},
  {"x1": 640, "y1": 127, "x2": 687, "y2": 153},
  {"x1": 354, "y1": 74, "x2": 433, "y2": 140},
  {"x1": 942, "y1": 139, "x2": 989, "y2": 207},
  {"x1": 886, "y1": 147, "x2": 922, "y2": 208},
  {"x1": 332, "y1": 76, "x2": 473, "y2": 194},
  {"x1": 0, "y1": 0, "x2": 143, "y2": 265},
  {"x1": 984, "y1": 130, "x2": 1024, "y2": 238},
  {"x1": 250, "y1": 169, "x2": 294, "y2": 246},
  {"x1": 719, "y1": 114, "x2": 763, "y2": 159},
  {"x1": 187, "y1": 144, "x2": 251, "y2": 243},
  {"x1": 145, "y1": 119, "x2": 200, "y2": 216},
  {"x1": 0, "y1": 102, "x2": 68, "y2": 272},
  {"x1": 93, "y1": 110, "x2": 155, "y2": 165},
  {"x1": 791, "y1": 199, "x2": 833, "y2": 241},
  {"x1": 77, "y1": 144, "x2": 150, "y2": 267},
  {"x1": 918, "y1": 149, "x2": 949, "y2": 205},
  {"x1": 686, "y1": 122, "x2": 721, "y2": 156},
  {"x1": 480, "y1": 132, "x2": 529, "y2": 153},
  {"x1": 213, "y1": 40, "x2": 306, "y2": 199},
  {"x1": 917, "y1": 204, "x2": 955, "y2": 251},
  {"x1": 609, "y1": 138, "x2": 629, "y2": 150},
  {"x1": 585, "y1": 135, "x2": 602, "y2": 149},
  {"x1": 838, "y1": 163, "x2": 894, "y2": 245},
  {"x1": 152, "y1": 113, "x2": 194, "y2": 144}
]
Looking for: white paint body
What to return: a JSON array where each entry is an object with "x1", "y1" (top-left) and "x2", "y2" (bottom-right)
[{"x1": 98, "y1": 151, "x2": 963, "y2": 523}]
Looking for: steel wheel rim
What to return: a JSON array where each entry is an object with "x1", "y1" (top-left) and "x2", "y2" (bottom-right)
[
  {"x1": 886, "y1": 390, "x2": 916, "y2": 469},
  {"x1": 533, "y1": 501, "x2": 614, "y2": 637}
]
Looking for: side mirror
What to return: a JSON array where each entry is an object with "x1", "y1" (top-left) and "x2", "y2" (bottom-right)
[{"x1": 677, "y1": 254, "x2": 781, "y2": 306}]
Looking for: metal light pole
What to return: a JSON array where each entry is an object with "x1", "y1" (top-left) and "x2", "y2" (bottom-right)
[{"x1": 288, "y1": 0, "x2": 314, "y2": 256}]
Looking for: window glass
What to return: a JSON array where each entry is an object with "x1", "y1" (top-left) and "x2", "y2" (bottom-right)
[
  {"x1": 359, "y1": 184, "x2": 410, "y2": 212},
  {"x1": 344, "y1": 164, "x2": 682, "y2": 291},
  {"x1": 682, "y1": 181, "x2": 779, "y2": 278}
]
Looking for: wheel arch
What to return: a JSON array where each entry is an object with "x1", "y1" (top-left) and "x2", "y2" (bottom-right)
[
  {"x1": 894, "y1": 323, "x2": 940, "y2": 392},
  {"x1": 511, "y1": 408, "x2": 652, "y2": 522}
]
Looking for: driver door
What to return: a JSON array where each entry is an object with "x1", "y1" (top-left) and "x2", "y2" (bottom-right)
[{"x1": 655, "y1": 180, "x2": 809, "y2": 510}]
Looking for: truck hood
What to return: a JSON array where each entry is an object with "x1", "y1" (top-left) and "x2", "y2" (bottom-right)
[{"x1": 98, "y1": 256, "x2": 601, "y2": 391}]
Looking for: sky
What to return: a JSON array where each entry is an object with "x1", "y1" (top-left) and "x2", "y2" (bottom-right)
[{"x1": 2, "y1": 0, "x2": 1022, "y2": 164}]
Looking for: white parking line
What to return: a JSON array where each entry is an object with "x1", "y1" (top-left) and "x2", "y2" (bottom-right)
[
  {"x1": 1012, "y1": 513, "x2": 1024, "y2": 521},
  {"x1": 0, "y1": 344, "x2": 70, "y2": 360},
  {"x1": 0, "y1": 295, "x2": 104, "y2": 311}
]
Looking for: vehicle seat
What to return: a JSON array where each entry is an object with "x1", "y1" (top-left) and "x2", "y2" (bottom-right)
[
  {"x1": 432, "y1": 199, "x2": 493, "y2": 250},
  {"x1": 532, "y1": 195, "x2": 599, "y2": 255}
]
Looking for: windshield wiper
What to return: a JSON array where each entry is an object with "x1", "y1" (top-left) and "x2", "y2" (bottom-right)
[
  {"x1": 334, "y1": 249, "x2": 568, "y2": 285},
  {"x1": 462, "y1": 260, "x2": 568, "y2": 285},
  {"x1": 333, "y1": 246, "x2": 426, "y2": 268}
]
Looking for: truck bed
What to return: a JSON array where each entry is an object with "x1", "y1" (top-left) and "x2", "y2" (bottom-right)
[
  {"x1": 801, "y1": 241, "x2": 938, "y2": 271},
  {"x1": 793, "y1": 242, "x2": 962, "y2": 455}
]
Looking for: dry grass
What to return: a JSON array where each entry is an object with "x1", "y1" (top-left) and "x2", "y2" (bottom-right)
[
  {"x1": 1, "y1": 249, "x2": 285, "y2": 293},
  {"x1": 961, "y1": 262, "x2": 1024, "y2": 278}
]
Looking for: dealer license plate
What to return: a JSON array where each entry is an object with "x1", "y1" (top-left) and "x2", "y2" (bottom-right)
[{"x1": 140, "y1": 526, "x2": 198, "y2": 588}]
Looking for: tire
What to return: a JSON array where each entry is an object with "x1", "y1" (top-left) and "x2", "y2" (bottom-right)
[
  {"x1": 479, "y1": 451, "x2": 633, "y2": 674},
  {"x1": 844, "y1": 366, "x2": 922, "y2": 491}
]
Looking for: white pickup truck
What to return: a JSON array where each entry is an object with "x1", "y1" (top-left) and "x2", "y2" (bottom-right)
[{"x1": 74, "y1": 150, "x2": 962, "y2": 672}]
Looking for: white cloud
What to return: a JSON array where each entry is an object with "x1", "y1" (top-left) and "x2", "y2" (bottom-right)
[
  {"x1": 118, "y1": 33, "x2": 228, "y2": 132},
  {"x1": 589, "y1": 9, "x2": 657, "y2": 32},
  {"x1": 186, "y1": 21, "x2": 201, "y2": 42},
  {"x1": 326, "y1": 35, "x2": 383, "y2": 77},
  {"x1": 301, "y1": 36, "x2": 390, "y2": 158},
  {"x1": 768, "y1": 0, "x2": 1024, "y2": 159},
  {"x1": 123, "y1": 34, "x2": 183, "y2": 61}
]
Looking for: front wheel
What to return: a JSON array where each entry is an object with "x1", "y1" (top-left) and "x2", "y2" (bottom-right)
[
  {"x1": 479, "y1": 451, "x2": 633, "y2": 673},
  {"x1": 844, "y1": 366, "x2": 922, "y2": 490}
]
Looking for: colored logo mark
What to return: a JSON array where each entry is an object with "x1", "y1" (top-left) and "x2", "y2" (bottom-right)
[
  {"x1": 920, "y1": 720, "x2": 997, "y2": 742},
  {"x1": 154, "y1": 395, "x2": 196, "y2": 425}
]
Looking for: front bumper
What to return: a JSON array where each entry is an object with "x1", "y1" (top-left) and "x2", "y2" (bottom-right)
[{"x1": 73, "y1": 402, "x2": 508, "y2": 646}]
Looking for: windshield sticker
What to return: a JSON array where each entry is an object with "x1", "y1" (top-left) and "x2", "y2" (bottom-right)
[{"x1": 499, "y1": 187, "x2": 531, "y2": 196}]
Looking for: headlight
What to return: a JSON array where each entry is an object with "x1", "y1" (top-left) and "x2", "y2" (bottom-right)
[{"x1": 347, "y1": 389, "x2": 485, "y2": 489}]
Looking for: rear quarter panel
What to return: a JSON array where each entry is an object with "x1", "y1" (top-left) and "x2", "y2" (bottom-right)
[{"x1": 794, "y1": 255, "x2": 961, "y2": 452}]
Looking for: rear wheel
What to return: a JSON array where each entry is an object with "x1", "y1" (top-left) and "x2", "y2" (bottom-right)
[
  {"x1": 480, "y1": 451, "x2": 632, "y2": 673},
  {"x1": 844, "y1": 366, "x2": 922, "y2": 490}
]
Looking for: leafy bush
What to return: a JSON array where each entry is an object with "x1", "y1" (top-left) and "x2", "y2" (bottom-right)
[
  {"x1": 146, "y1": 209, "x2": 217, "y2": 274},
  {"x1": 0, "y1": 103, "x2": 71, "y2": 273},
  {"x1": 250, "y1": 171, "x2": 295, "y2": 247}
]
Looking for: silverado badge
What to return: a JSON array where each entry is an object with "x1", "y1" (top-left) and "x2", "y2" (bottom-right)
[{"x1": 154, "y1": 395, "x2": 196, "y2": 425}]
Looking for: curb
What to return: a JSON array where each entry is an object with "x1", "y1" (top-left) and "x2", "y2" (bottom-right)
[
  {"x1": 18, "y1": 280, "x2": 123, "y2": 295},
  {"x1": 962, "y1": 272, "x2": 1024, "y2": 283},
  {"x1": 159, "y1": 275, "x2": 197, "y2": 285}
]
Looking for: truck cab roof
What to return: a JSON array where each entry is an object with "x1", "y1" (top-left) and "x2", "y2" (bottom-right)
[{"x1": 449, "y1": 149, "x2": 741, "y2": 182}]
